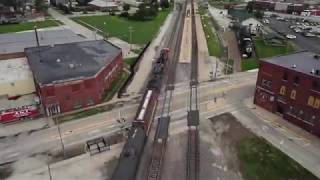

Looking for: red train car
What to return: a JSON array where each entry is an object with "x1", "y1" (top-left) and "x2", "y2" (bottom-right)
[{"x1": 0, "y1": 105, "x2": 40, "y2": 123}]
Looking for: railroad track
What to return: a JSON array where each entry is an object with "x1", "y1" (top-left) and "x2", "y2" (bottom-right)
[
  {"x1": 146, "y1": 2, "x2": 187, "y2": 180},
  {"x1": 187, "y1": 0, "x2": 200, "y2": 180}
]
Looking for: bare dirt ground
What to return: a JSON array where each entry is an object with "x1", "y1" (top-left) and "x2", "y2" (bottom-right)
[{"x1": 199, "y1": 112, "x2": 254, "y2": 180}]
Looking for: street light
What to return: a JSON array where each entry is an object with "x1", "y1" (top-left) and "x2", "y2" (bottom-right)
[
  {"x1": 55, "y1": 117, "x2": 65, "y2": 159},
  {"x1": 128, "y1": 26, "x2": 134, "y2": 51}
]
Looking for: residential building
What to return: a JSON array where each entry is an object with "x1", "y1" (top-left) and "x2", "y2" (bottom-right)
[{"x1": 254, "y1": 51, "x2": 320, "y2": 137}]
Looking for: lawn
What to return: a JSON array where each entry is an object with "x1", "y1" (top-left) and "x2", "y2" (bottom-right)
[
  {"x1": 255, "y1": 38, "x2": 296, "y2": 59},
  {"x1": 124, "y1": 57, "x2": 138, "y2": 69},
  {"x1": 241, "y1": 57, "x2": 259, "y2": 71},
  {"x1": 71, "y1": 9, "x2": 171, "y2": 45},
  {"x1": 241, "y1": 38, "x2": 296, "y2": 71},
  {"x1": 237, "y1": 137, "x2": 319, "y2": 180},
  {"x1": 198, "y1": 6, "x2": 221, "y2": 57},
  {"x1": 0, "y1": 20, "x2": 62, "y2": 34},
  {"x1": 102, "y1": 71, "x2": 130, "y2": 102}
]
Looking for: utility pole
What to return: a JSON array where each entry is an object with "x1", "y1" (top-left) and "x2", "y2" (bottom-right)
[
  {"x1": 47, "y1": 153, "x2": 52, "y2": 180},
  {"x1": 129, "y1": 26, "x2": 134, "y2": 51},
  {"x1": 55, "y1": 117, "x2": 65, "y2": 159},
  {"x1": 34, "y1": 26, "x2": 40, "y2": 47}
]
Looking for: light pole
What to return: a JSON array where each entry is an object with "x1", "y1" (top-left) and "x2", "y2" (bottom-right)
[
  {"x1": 47, "y1": 153, "x2": 52, "y2": 180},
  {"x1": 55, "y1": 117, "x2": 65, "y2": 159},
  {"x1": 129, "y1": 26, "x2": 134, "y2": 51}
]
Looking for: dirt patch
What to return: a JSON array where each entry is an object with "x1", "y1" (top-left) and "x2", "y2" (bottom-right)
[{"x1": 199, "y1": 112, "x2": 254, "y2": 180}]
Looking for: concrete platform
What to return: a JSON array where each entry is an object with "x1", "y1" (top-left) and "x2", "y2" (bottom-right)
[{"x1": 179, "y1": 3, "x2": 192, "y2": 64}]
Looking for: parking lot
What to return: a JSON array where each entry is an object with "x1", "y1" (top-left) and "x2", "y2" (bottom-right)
[{"x1": 267, "y1": 17, "x2": 320, "y2": 54}]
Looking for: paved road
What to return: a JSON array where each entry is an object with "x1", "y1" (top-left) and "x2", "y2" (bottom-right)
[
  {"x1": 268, "y1": 18, "x2": 320, "y2": 54},
  {"x1": 48, "y1": 8, "x2": 103, "y2": 40}
]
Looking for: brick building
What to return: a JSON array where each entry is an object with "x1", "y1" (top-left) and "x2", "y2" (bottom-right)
[
  {"x1": 25, "y1": 40, "x2": 123, "y2": 116},
  {"x1": 254, "y1": 51, "x2": 320, "y2": 137}
]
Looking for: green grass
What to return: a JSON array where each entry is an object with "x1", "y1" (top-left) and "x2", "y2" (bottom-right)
[
  {"x1": 237, "y1": 137, "x2": 319, "y2": 180},
  {"x1": 241, "y1": 57, "x2": 259, "y2": 71},
  {"x1": 102, "y1": 71, "x2": 130, "y2": 102},
  {"x1": 255, "y1": 38, "x2": 296, "y2": 59},
  {"x1": 56, "y1": 108, "x2": 105, "y2": 124},
  {"x1": 241, "y1": 38, "x2": 296, "y2": 71},
  {"x1": 0, "y1": 20, "x2": 62, "y2": 34},
  {"x1": 124, "y1": 57, "x2": 138, "y2": 69},
  {"x1": 71, "y1": 9, "x2": 171, "y2": 45},
  {"x1": 198, "y1": 7, "x2": 221, "y2": 57}
]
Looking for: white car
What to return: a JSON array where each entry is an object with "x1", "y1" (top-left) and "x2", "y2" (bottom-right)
[
  {"x1": 293, "y1": 28, "x2": 302, "y2": 33},
  {"x1": 286, "y1": 34, "x2": 297, "y2": 39}
]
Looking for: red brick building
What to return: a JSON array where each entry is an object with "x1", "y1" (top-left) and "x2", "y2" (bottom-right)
[
  {"x1": 254, "y1": 51, "x2": 320, "y2": 137},
  {"x1": 25, "y1": 40, "x2": 123, "y2": 116}
]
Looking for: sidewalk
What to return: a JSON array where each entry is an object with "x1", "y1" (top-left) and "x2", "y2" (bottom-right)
[
  {"x1": 48, "y1": 8, "x2": 103, "y2": 40},
  {"x1": 0, "y1": 117, "x2": 52, "y2": 137}
]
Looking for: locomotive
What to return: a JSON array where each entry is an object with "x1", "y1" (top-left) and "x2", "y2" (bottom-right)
[
  {"x1": 235, "y1": 24, "x2": 253, "y2": 58},
  {"x1": 111, "y1": 48, "x2": 170, "y2": 180}
]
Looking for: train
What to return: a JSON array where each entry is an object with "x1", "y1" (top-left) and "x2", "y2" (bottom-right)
[
  {"x1": 0, "y1": 105, "x2": 40, "y2": 123},
  {"x1": 111, "y1": 48, "x2": 170, "y2": 180},
  {"x1": 234, "y1": 24, "x2": 253, "y2": 58}
]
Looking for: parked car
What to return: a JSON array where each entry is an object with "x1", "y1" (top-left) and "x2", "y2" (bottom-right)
[
  {"x1": 303, "y1": 32, "x2": 316, "y2": 37},
  {"x1": 263, "y1": 19, "x2": 270, "y2": 24},
  {"x1": 286, "y1": 34, "x2": 297, "y2": 39},
  {"x1": 293, "y1": 28, "x2": 302, "y2": 33}
]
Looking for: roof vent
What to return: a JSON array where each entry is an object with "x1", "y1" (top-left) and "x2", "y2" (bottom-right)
[
  {"x1": 316, "y1": 69, "x2": 320, "y2": 75},
  {"x1": 292, "y1": 64, "x2": 297, "y2": 69},
  {"x1": 311, "y1": 68, "x2": 315, "y2": 74},
  {"x1": 51, "y1": 44, "x2": 55, "y2": 48},
  {"x1": 69, "y1": 63, "x2": 75, "y2": 69},
  {"x1": 314, "y1": 54, "x2": 320, "y2": 60},
  {"x1": 56, "y1": 58, "x2": 61, "y2": 63}
]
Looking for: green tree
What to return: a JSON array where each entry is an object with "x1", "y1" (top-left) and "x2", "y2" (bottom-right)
[
  {"x1": 34, "y1": 0, "x2": 47, "y2": 12},
  {"x1": 160, "y1": 0, "x2": 170, "y2": 9},
  {"x1": 123, "y1": 3, "x2": 130, "y2": 12},
  {"x1": 246, "y1": 1, "x2": 253, "y2": 13},
  {"x1": 254, "y1": 10, "x2": 264, "y2": 19}
]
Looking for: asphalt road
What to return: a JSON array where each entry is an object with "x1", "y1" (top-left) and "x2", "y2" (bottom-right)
[{"x1": 268, "y1": 18, "x2": 320, "y2": 54}]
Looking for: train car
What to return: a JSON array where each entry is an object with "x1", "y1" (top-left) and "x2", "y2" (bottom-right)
[
  {"x1": 0, "y1": 105, "x2": 40, "y2": 123},
  {"x1": 111, "y1": 127, "x2": 146, "y2": 180}
]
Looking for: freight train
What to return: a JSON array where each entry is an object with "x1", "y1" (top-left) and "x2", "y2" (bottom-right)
[{"x1": 111, "y1": 48, "x2": 170, "y2": 180}]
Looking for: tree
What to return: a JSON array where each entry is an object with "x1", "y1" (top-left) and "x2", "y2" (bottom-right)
[
  {"x1": 254, "y1": 10, "x2": 264, "y2": 19},
  {"x1": 34, "y1": 0, "x2": 47, "y2": 12},
  {"x1": 246, "y1": 1, "x2": 253, "y2": 14},
  {"x1": 123, "y1": 3, "x2": 130, "y2": 12},
  {"x1": 160, "y1": 0, "x2": 170, "y2": 9}
]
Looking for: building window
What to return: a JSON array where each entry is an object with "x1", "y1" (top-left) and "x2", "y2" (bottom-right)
[
  {"x1": 282, "y1": 72, "x2": 288, "y2": 81},
  {"x1": 261, "y1": 79, "x2": 272, "y2": 88},
  {"x1": 71, "y1": 84, "x2": 81, "y2": 92},
  {"x1": 293, "y1": 76, "x2": 300, "y2": 85},
  {"x1": 314, "y1": 98, "x2": 320, "y2": 109},
  {"x1": 290, "y1": 90, "x2": 296, "y2": 100},
  {"x1": 46, "y1": 88, "x2": 55, "y2": 96},
  {"x1": 84, "y1": 80, "x2": 93, "y2": 89},
  {"x1": 87, "y1": 99, "x2": 94, "y2": 106},
  {"x1": 65, "y1": 93, "x2": 70, "y2": 100},
  {"x1": 279, "y1": 86, "x2": 286, "y2": 95},
  {"x1": 307, "y1": 96, "x2": 315, "y2": 106},
  {"x1": 312, "y1": 81, "x2": 320, "y2": 92},
  {"x1": 73, "y1": 100, "x2": 82, "y2": 109}
]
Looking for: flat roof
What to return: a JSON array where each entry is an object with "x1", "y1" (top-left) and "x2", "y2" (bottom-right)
[
  {"x1": 263, "y1": 51, "x2": 320, "y2": 76},
  {"x1": 0, "y1": 29, "x2": 85, "y2": 55},
  {"x1": 0, "y1": 57, "x2": 34, "y2": 84},
  {"x1": 25, "y1": 40, "x2": 122, "y2": 85}
]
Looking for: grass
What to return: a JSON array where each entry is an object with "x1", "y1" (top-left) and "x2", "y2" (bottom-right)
[
  {"x1": 198, "y1": 6, "x2": 221, "y2": 57},
  {"x1": 255, "y1": 38, "x2": 296, "y2": 59},
  {"x1": 241, "y1": 57, "x2": 259, "y2": 71},
  {"x1": 124, "y1": 57, "x2": 138, "y2": 69},
  {"x1": 102, "y1": 71, "x2": 130, "y2": 102},
  {"x1": 0, "y1": 20, "x2": 62, "y2": 34},
  {"x1": 71, "y1": 9, "x2": 171, "y2": 45},
  {"x1": 237, "y1": 137, "x2": 319, "y2": 180},
  {"x1": 241, "y1": 38, "x2": 296, "y2": 71},
  {"x1": 56, "y1": 108, "x2": 106, "y2": 124}
]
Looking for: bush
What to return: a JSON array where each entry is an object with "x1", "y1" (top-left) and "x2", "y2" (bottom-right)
[
  {"x1": 123, "y1": 3, "x2": 130, "y2": 12},
  {"x1": 119, "y1": 12, "x2": 129, "y2": 17},
  {"x1": 160, "y1": 0, "x2": 170, "y2": 9}
]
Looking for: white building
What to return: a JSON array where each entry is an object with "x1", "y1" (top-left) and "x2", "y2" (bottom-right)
[{"x1": 0, "y1": 57, "x2": 36, "y2": 98}]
